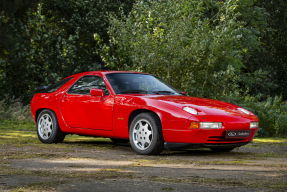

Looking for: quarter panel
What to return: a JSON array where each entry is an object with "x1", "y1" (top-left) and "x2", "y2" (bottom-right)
[{"x1": 112, "y1": 95, "x2": 192, "y2": 139}]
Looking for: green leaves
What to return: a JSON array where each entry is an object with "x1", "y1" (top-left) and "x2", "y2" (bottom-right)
[
  {"x1": 0, "y1": 0, "x2": 286, "y2": 136},
  {"x1": 105, "y1": 0, "x2": 267, "y2": 98},
  {"x1": 0, "y1": 0, "x2": 134, "y2": 104}
]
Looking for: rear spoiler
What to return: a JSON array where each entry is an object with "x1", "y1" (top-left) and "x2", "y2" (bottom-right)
[{"x1": 36, "y1": 86, "x2": 48, "y2": 90}]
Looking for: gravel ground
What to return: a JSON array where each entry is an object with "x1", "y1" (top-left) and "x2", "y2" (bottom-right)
[{"x1": 0, "y1": 139, "x2": 286, "y2": 192}]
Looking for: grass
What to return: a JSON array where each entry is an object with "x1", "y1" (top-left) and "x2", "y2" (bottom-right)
[
  {"x1": 1, "y1": 122, "x2": 287, "y2": 191},
  {"x1": 254, "y1": 152, "x2": 287, "y2": 158},
  {"x1": 0, "y1": 122, "x2": 113, "y2": 149},
  {"x1": 147, "y1": 176, "x2": 287, "y2": 190},
  {"x1": 0, "y1": 122, "x2": 35, "y2": 131},
  {"x1": 1, "y1": 122, "x2": 286, "y2": 164},
  {"x1": 132, "y1": 159, "x2": 255, "y2": 166},
  {"x1": 253, "y1": 138, "x2": 287, "y2": 146},
  {"x1": 0, "y1": 96, "x2": 34, "y2": 124},
  {"x1": 0, "y1": 163, "x2": 132, "y2": 180},
  {"x1": 8, "y1": 180, "x2": 67, "y2": 192},
  {"x1": 0, "y1": 166, "x2": 135, "y2": 192},
  {"x1": 1, "y1": 121, "x2": 286, "y2": 148}
]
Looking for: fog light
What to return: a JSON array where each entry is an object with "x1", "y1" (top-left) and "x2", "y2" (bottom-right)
[{"x1": 200, "y1": 122, "x2": 222, "y2": 129}]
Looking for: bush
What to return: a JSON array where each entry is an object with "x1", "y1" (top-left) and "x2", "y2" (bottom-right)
[
  {"x1": 0, "y1": 0, "x2": 134, "y2": 104},
  {"x1": 0, "y1": 96, "x2": 34, "y2": 124},
  {"x1": 103, "y1": 0, "x2": 268, "y2": 99},
  {"x1": 246, "y1": 96, "x2": 287, "y2": 137},
  {"x1": 221, "y1": 94, "x2": 287, "y2": 137}
]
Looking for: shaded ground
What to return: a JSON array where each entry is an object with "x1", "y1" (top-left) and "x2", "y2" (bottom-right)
[{"x1": 0, "y1": 124, "x2": 287, "y2": 191}]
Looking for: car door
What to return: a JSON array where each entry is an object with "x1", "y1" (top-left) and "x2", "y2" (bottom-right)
[{"x1": 59, "y1": 75, "x2": 113, "y2": 130}]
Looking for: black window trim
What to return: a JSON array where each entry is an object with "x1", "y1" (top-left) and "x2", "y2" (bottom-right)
[
  {"x1": 67, "y1": 75, "x2": 110, "y2": 96},
  {"x1": 40, "y1": 77, "x2": 74, "y2": 93}
]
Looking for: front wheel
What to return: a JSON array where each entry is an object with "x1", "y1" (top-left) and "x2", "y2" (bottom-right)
[
  {"x1": 129, "y1": 112, "x2": 164, "y2": 155},
  {"x1": 37, "y1": 109, "x2": 65, "y2": 144}
]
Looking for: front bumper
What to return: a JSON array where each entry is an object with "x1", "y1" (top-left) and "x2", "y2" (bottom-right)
[{"x1": 162, "y1": 128, "x2": 258, "y2": 143}]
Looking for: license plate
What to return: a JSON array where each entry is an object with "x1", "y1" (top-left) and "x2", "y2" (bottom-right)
[{"x1": 226, "y1": 130, "x2": 251, "y2": 138}]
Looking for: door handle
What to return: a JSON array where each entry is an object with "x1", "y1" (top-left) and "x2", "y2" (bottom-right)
[{"x1": 63, "y1": 95, "x2": 68, "y2": 101}]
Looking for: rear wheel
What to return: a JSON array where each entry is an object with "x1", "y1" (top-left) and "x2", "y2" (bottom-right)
[
  {"x1": 37, "y1": 109, "x2": 65, "y2": 144},
  {"x1": 210, "y1": 148, "x2": 235, "y2": 152},
  {"x1": 129, "y1": 112, "x2": 164, "y2": 155}
]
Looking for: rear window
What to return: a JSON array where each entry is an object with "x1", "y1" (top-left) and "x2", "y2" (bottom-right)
[{"x1": 41, "y1": 77, "x2": 73, "y2": 93}]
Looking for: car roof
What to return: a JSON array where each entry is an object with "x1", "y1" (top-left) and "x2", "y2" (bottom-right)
[{"x1": 63, "y1": 70, "x2": 148, "y2": 80}]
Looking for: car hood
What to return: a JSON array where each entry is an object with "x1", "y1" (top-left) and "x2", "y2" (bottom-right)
[{"x1": 147, "y1": 95, "x2": 255, "y2": 117}]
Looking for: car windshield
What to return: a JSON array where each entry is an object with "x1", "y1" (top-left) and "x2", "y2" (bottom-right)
[{"x1": 106, "y1": 73, "x2": 180, "y2": 95}]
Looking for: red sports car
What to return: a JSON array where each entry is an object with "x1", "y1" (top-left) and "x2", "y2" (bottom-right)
[{"x1": 31, "y1": 71, "x2": 259, "y2": 155}]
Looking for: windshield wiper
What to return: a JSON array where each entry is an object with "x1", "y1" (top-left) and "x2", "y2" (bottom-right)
[
  {"x1": 120, "y1": 90, "x2": 148, "y2": 94},
  {"x1": 151, "y1": 91, "x2": 175, "y2": 95}
]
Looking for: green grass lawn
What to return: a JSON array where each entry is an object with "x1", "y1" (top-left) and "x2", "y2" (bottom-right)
[
  {"x1": 0, "y1": 122, "x2": 287, "y2": 192},
  {"x1": 0, "y1": 122, "x2": 112, "y2": 147}
]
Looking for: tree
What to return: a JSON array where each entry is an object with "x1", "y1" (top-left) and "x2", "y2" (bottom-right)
[
  {"x1": 103, "y1": 0, "x2": 268, "y2": 98},
  {"x1": 0, "y1": 0, "x2": 134, "y2": 104},
  {"x1": 244, "y1": 0, "x2": 287, "y2": 100}
]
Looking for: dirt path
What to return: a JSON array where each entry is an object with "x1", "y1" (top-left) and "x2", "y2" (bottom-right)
[{"x1": 0, "y1": 138, "x2": 287, "y2": 192}]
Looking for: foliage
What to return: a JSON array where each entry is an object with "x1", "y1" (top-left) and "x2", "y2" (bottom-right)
[
  {"x1": 222, "y1": 94, "x2": 287, "y2": 137},
  {"x1": 104, "y1": 0, "x2": 268, "y2": 98},
  {"x1": 0, "y1": 0, "x2": 40, "y2": 18},
  {"x1": 0, "y1": 95, "x2": 33, "y2": 124},
  {"x1": 103, "y1": 0, "x2": 287, "y2": 137},
  {"x1": 245, "y1": 0, "x2": 287, "y2": 100},
  {"x1": 0, "y1": 0, "x2": 286, "y2": 137},
  {"x1": 0, "y1": 0, "x2": 134, "y2": 104},
  {"x1": 246, "y1": 96, "x2": 287, "y2": 137}
]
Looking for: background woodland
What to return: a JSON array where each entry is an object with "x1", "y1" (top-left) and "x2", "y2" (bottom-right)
[{"x1": 0, "y1": 0, "x2": 286, "y2": 136}]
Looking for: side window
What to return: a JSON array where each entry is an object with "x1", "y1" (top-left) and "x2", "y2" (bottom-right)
[
  {"x1": 41, "y1": 77, "x2": 73, "y2": 93},
  {"x1": 68, "y1": 76, "x2": 109, "y2": 95}
]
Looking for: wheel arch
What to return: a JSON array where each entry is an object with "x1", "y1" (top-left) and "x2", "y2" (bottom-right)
[
  {"x1": 35, "y1": 108, "x2": 58, "y2": 123},
  {"x1": 35, "y1": 108, "x2": 46, "y2": 122},
  {"x1": 128, "y1": 109, "x2": 162, "y2": 130}
]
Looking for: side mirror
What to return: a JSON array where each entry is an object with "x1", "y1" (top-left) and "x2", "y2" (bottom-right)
[
  {"x1": 180, "y1": 91, "x2": 186, "y2": 96},
  {"x1": 90, "y1": 88, "x2": 104, "y2": 98}
]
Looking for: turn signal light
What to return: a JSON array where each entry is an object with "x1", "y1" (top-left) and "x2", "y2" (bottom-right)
[{"x1": 189, "y1": 122, "x2": 200, "y2": 129}]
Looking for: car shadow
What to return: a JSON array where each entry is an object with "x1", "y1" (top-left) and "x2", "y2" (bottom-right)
[
  {"x1": 62, "y1": 139, "x2": 249, "y2": 157},
  {"x1": 62, "y1": 139, "x2": 131, "y2": 148},
  {"x1": 162, "y1": 149, "x2": 228, "y2": 156}
]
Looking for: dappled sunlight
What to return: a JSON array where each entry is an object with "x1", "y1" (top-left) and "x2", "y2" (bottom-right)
[
  {"x1": 253, "y1": 138, "x2": 287, "y2": 144},
  {"x1": 12, "y1": 158, "x2": 135, "y2": 173},
  {"x1": 0, "y1": 129, "x2": 114, "y2": 147},
  {"x1": 64, "y1": 135, "x2": 111, "y2": 142}
]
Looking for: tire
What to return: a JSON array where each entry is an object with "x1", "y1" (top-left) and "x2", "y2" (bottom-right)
[
  {"x1": 210, "y1": 148, "x2": 235, "y2": 152},
  {"x1": 129, "y1": 112, "x2": 164, "y2": 155},
  {"x1": 110, "y1": 138, "x2": 129, "y2": 143},
  {"x1": 37, "y1": 109, "x2": 65, "y2": 144}
]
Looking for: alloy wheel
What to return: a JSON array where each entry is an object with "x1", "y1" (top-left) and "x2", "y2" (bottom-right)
[{"x1": 132, "y1": 119, "x2": 153, "y2": 150}]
